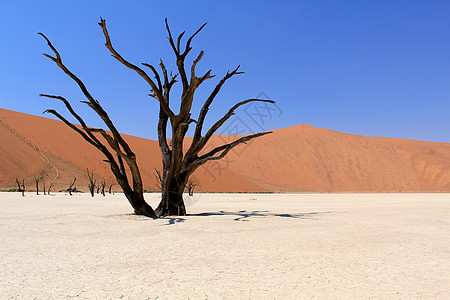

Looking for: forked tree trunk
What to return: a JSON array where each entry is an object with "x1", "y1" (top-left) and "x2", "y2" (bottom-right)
[{"x1": 155, "y1": 175, "x2": 187, "y2": 216}]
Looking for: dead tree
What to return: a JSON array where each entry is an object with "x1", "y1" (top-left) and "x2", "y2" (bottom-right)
[
  {"x1": 40, "y1": 18, "x2": 274, "y2": 217},
  {"x1": 186, "y1": 179, "x2": 197, "y2": 196},
  {"x1": 16, "y1": 177, "x2": 25, "y2": 197},
  {"x1": 101, "y1": 180, "x2": 106, "y2": 196},
  {"x1": 48, "y1": 183, "x2": 53, "y2": 195},
  {"x1": 108, "y1": 183, "x2": 114, "y2": 194},
  {"x1": 43, "y1": 182, "x2": 46, "y2": 195},
  {"x1": 34, "y1": 175, "x2": 40, "y2": 195},
  {"x1": 87, "y1": 169, "x2": 96, "y2": 197},
  {"x1": 153, "y1": 168, "x2": 162, "y2": 191},
  {"x1": 66, "y1": 177, "x2": 76, "y2": 195},
  {"x1": 94, "y1": 184, "x2": 100, "y2": 194},
  {"x1": 95, "y1": 182, "x2": 105, "y2": 195}
]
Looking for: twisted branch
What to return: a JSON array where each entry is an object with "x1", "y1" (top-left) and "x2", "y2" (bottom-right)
[
  {"x1": 192, "y1": 99, "x2": 275, "y2": 155},
  {"x1": 39, "y1": 32, "x2": 136, "y2": 159},
  {"x1": 190, "y1": 131, "x2": 272, "y2": 171},
  {"x1": 98, "y1": 18, "x2": 174, "y2": 119},
  {"x1": 192, "y1": 65, "x2": 244, "y2": 144}
]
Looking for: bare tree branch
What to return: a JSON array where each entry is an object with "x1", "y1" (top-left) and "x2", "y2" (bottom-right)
[
  {"x1": 41, "y1": 99, "x2": 129, "y2": 186},
  {"x1": 39, "y1": 94, "x2": 105, "y2": 147},
  {"x1": 39, "y1": 32, "x2": 136, "y2": 159},
  {"x1": 183, "y1": 22, "x2": 207, "y2": 57},
  {"x1": 165, "y1": 18, "x2": 179, "y2": 56},
  {"x1": 165, "y1": 18, "x2": 208, "y2": 98},
  {"x1": 98, "y1": 18, "x2": 174, "y2": 119},
  {"x1": 43, "y1": 108, "x2": 98, "y2": 148},
  {"x1": 191, "y1": 66, "x2": 244, "y2": 144},
  {"x1": 192, "y1": 99, "x2": 275, "y2": 156},
  {"x1": 142, "y1": 63, "x2": 162, "y2": 91},
  {"x1": 39, "y1": 33, "x2": 97, "y2": 107},
  {"x1": 176, "y1": 31, "x2": 185, "y2": 54},
  {"x1": 192, "y1": 131, "x2": 272, "y2": 170},
  {"x1": 86, "y1": 127, "x2": 127, "y2": 158}
]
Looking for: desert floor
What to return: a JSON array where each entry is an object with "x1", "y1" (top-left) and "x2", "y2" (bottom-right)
[{"x1": 1, "y1": 192, "x2": 449, "y2": 299}]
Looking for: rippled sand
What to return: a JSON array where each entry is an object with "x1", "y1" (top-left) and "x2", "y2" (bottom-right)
[{"x1": 1, "y1": 192, "x2": 449, "y2": 299}]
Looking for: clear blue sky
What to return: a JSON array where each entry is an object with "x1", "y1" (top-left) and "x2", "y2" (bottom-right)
[{"x1": 1, "y1": 0, "x2": 449, "y2": 142}]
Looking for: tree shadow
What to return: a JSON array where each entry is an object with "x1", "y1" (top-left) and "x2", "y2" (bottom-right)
[
  {"x1": 109, "y1": 210, "x2": 332, "y2": 225},
  {"x1": 161, "y1": 217, "x2": 186, "y2": 226},
  {"x1": 187, "y1": 210, "x2": 332, "y2": 222}
]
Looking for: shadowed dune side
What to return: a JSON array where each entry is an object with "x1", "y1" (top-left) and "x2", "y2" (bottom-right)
[{"x1": 1, "y1": 108, "x2": 449, "y2": 192}]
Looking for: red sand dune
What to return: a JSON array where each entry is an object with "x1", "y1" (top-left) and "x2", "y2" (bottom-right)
[{"x1": 1, "y1": 108, "x2": 449, "y2": 192}]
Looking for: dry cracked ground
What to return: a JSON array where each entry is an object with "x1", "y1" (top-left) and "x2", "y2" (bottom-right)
[{"x1": 1, "y1": 192, "x2": 449, "y2": 299}]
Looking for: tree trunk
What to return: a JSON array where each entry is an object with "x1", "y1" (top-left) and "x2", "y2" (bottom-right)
[
  {"x1": 155, "y1": 176, "x2": 187, "y2": 217},
  {"x1": 35, "y1": 179, "x2": 39, "y2": 195},
  {"x1": 123, "y1": 190, "x2": 156, "y2": 217}
]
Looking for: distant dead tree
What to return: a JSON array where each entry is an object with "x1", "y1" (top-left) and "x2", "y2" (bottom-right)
[
  {"x1": 108, "y1": 183, "x2": 114, "y2": 194},
  {"x1": 40, "y1": 18, "x2": 274, "y2": 217},
  {"x1": 186, "y1": 179, "x2": 197, "y2": 196},
  {"x1": 100, "y1": 180, "x2": 106, "y2": 196},
  {"x1": 95, "y1": 184, "x2": 101, "y2": 194},
  {"x1": 47, "y1": 183, "x2": 53, "y2": 195},
  {"x1": 42, "y1": 182, "x2": 52, "y2": 195},
  {"x1": 153, "y1": 168, "x2": 162, "y2": 191},
  {"x1": 66, "y1": 177, "x2": 76, "y2": 196},
  {"x1": 15, "y1": 177, "x2": 25, "y2": 197},
  {"x1": 34, "y1": 175, "x2": 41, "y2": 195},
  {"x1": 87, "y1": 169, "x2": 96, "y2": 197}
]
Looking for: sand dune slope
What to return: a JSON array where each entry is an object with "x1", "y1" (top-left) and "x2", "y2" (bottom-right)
[
  {"x1": 226, "y1": 125, "x2": 450, "y2": 192},
  {"x1": 1, "y1": 108, "x2": 449, "y2": 192},
  {"x1": 0, "y1": 121, "x2": 48, "y2": 186}
]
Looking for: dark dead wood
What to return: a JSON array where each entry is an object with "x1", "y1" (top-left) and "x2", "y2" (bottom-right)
[
  {"x1": 191, "y1": 65, "x2": 243, "y2": 145},
  {"x1": 96, "y1": 184, "x2": 101, "y2": 194},
  {"x1": 186, "y1": 179, "x2": 197, "y2": 196},
  {"x1": 40, "y1": 30, "x2": 156, "y2": 217},
  {"x1": 67, "y1": 177, "x2": 76, "y2": 196},
  {"x1": 16, "y1": 177, "x2": 25, "y2": 197},
  {"x1": 98, "y1": 18, "x2": 174, "y2": 120},
  {"x1": 153, "y1": 168, "x2": 162, "y2": 191},
  {"x1": 101, "y1": 180, "x2": 106, "y2": 196},
  {"x1": 87, "y1": 169, "x2": 96, "y2": 197},
  {"x1": 108, "y1": 183, "x2": 114, "y2": 194},
  {"x1": 34, "y1": 175, "x2": 40, "y2": 195},
  {"x1": 40, "y1": 18, "x2": 275, "y2": 217}
]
